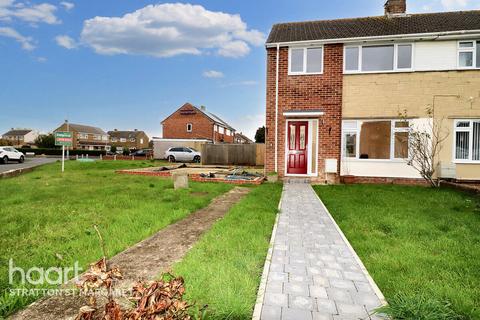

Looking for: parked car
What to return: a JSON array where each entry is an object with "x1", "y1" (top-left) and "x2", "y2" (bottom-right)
[
  {"x1": 0, "y1": 146, "x2": 25, "y2": 164},
  {"x1": 132, "y1": 149, "x2": 153, "y2": 157},
  {"x1": 165, "y1": 147, "x2": 201, "y2": 163}
]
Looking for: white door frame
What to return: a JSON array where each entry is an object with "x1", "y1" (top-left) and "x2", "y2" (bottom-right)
[{"x1": 284, "y1": 118, "x2": 319, "y2": 177}]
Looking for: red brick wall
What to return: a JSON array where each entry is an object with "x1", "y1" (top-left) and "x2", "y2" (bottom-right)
[
  {"x1": 265, "y1": 45, "x2": 344, "y2": 181},
  {"x1": 162, "y1": 104, "x2": 214, "y2": 140},
  {"x1": 162, "y1": 104, "x2": 234, "y2": 143}
]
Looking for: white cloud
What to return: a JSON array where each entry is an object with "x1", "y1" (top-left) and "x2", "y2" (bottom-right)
[
  {"x1": 0, "y1": 1, "x2": 59, "y2": 24},
  {"x1": 411, "y1": 0, "x2": 480, "y2": 12},
  {"x1": 36, "y1": 56, "x2": 47, "y2": 62},
  {"x1": 203, "y1": 70, "x2": 224, "y2": 78},
  {"x1": 80, "y1": 3, "x2": 265, "y2": 58},
  {"x1": 0, "y1": 26, "x2": 34, "y2": 50},
  {"x1": 60, "y1": 1, "x2": 74, "y2": 11},
  {"x1": 55, "y1": 35, "x2": 76, "y2": 49}
]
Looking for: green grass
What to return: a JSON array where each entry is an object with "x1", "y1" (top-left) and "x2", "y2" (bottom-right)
[
  {"x1": 173, "y1": 183, "x2": 283, "y2": 320},
  {"x1": 313, "y1": 184, "x2": 480, "y2": 320},
  {"x1": 0, "y1": 160, "x2": 233, "y2": 317}
]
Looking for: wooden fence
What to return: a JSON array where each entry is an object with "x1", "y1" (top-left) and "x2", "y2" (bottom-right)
[{"x1": 201, "y1": 143, "x2": 265, "y2": 166}]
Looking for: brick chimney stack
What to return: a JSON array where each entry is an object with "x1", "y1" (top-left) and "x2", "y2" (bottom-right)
[{"x1": 385, "y1": 0, "x2": 406, "y2": 16}]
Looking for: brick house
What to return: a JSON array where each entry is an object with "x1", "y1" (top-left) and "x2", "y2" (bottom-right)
[
  {"x1": 108, "y1": 129, "x2": 149, "y2": 152},
  {"x1": 2, "y1": 128, "x2": 39, "y2": 147},
  {"x1": 161, "y1": 103, "x2": 236, "y2": 143},
  {"x1": 265, "y1": 0, "x2": 480, "y2": 183},
  {"x1": 54, "y1": 121, "x2": 110, "y2": 151}
]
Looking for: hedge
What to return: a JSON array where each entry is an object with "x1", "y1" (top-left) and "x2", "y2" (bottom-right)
[{"x1": 17, "y1": 148, "x2": 106, "y2": 156}]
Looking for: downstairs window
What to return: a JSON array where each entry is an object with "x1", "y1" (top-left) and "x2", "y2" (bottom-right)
[
  {"x1": 454, "y1": 120, "x2": 480, "y2": 162},
  {"x1": 342, "y1": 120, "x2": 410, "y2": 160}
]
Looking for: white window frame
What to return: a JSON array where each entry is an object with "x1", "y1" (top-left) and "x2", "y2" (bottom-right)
[
  {"x1": 120, "y1": 138, "x2": 126, "y2": 142},
  {"x1": 186, "y1": 123, "x2": 193, "y2": 132},
  {"x1": 453, "y1": 119, "x2": 480, "y2": 163},
  {"x1": 457, "y1": 41, "x2": 477, "y2": 70},
  {"x1": 78, "y1": 133, "x2": 88, "y2": 139},
  {"x1": 343, "y1": 43, "x2": 414, "y2": 74},
  {"x1": 341, "y1": 119, "x2": 410, "y2": 161},
  {"x1": 288, "y1": 46, "x2": 324, "y2": 75},
  {"x1": 219, "y1": 127, "x2": 225, "y2": 134}
]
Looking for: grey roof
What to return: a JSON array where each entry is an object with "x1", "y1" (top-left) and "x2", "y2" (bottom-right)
[
  {"x1": 267, "y1": 10, "x2": 480, "y2": 43},
  {"x1": 108, "y1": 130, "x2": 148, "y2": 139},
  {"x1": 67, "y1": 123, "x2": 106, "y2": 135},
  {"x1": 3, "y1": 129, "x2": 32, "y2": 136},
  {"x1": 202, "y1": 110, "x2": 235, "y2": 131}
]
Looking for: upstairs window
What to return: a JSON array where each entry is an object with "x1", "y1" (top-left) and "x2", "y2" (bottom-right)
[
  {"x1": 458, "y1": 41, "x2": 480, "y2": 69},
  {"x1": 186, "y1": 123, "x2": 192, "y2": 132},
  {"x1": 345, "y1": 44, "x2": 413, "y2": 73},
  {"x1": 289, "y1": 47, "x2": 323, "y2": 74}
]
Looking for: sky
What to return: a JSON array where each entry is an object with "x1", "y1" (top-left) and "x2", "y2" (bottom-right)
[{"x1": 1, "y1": 0, "x2": 480, "y2": 140}]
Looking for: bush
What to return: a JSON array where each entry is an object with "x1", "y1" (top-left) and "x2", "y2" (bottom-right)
[{"x1": 17, "y1": 148, "x2": 106, "y2": 156}]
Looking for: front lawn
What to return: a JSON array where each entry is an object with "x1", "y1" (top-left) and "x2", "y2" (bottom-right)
[
  {"x1": 0, "y1": 160, "x2": 232, "y2": 317},
  {"x1": 314, "y1": 184, "x2": 480, "y2": 320},
  {"x1": 173, "y1": 183, "x2": 283, "y2": 320}
]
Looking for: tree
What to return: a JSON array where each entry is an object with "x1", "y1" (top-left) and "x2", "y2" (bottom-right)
[
  {"x1": 401, "y1": 107, "x2": 449, "y2": 188},
  {"x1": 255, "y1": 126, "x2": 265, "y2": 143},
  {"x1": 0, "y1": 139, "x2": 13, "y2": 146},
  {"x1": 110, "y1": 145, "x2": 117, "y2": 153},
  {"x1": 34, "y1": 134, "x2": 57, "y2": 148}
]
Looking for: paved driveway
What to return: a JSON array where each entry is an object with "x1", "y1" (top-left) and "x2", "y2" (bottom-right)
[{"x1": 0, "y1": 157, "x2": 57, "y2": 173}]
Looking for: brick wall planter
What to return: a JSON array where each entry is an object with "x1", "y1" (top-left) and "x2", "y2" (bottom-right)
[
  {"x1": 104, "y1": 156, "x2": 153, "y2": 161},
  {"x1": 340, "y1": 175, "x2": 428, "y2": 186}
]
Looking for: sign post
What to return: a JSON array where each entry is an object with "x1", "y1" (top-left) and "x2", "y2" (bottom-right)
[{"x1": 55, "y1": 132, "x2": 73, "y2": 173}]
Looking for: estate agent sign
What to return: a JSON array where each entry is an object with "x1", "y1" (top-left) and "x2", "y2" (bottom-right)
[{"x1": 55, "y1": 132, "x2": 73, "y2": 172}]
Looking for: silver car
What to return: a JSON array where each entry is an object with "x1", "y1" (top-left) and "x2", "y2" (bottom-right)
[{"x1": 165, "y1": 147, "x2": 201, "y2": 163}]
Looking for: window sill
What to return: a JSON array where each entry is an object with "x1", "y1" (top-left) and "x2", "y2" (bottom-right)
[
  {"x1": 453, "y1": 160, "x2": 480, "y2": 164},
  {"x1": 342, "y1": 158, "x2": 408, "y2": 163},
  {"x1": 288, "y1": 72, "x2": 324, "y2": 76},
  {"x1": 344, "y1": 69, "x2": 413, "y2": 75}
]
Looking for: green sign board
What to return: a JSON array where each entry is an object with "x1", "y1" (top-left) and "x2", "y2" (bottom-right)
[{"x1": 55, "y1": 132, "x2": 73, "y2": 147}]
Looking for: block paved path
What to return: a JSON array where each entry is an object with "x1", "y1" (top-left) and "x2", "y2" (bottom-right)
[{"x1": 258, "y1": 183, "x2": 385, "y2": 320}]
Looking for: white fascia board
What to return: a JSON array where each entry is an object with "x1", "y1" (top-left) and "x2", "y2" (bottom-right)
[{"x1": 266, "y1": 30, "x2": 480, "y2": 48}]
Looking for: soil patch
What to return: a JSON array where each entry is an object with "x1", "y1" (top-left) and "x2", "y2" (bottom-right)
[{"x1": 9, "y1": 187, "x2": 250, "y2": 320}]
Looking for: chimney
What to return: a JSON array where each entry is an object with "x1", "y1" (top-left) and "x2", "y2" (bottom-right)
[
  {"x1": 200, "y1": 105, "x2": 206, "y2": 111},
  {"x1": 114, "y1": 129, "x2": 118, "y2": 131},
  {"x1": 134, "y1": 129, "x2": 138, "y2": 131},
  {"x1": 385, "y1": 0, "x2": 406, "y2": 16}
]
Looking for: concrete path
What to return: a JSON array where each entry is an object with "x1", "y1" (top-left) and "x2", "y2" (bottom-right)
[{"x1": 256, "y1": 183, "x2": 385, "y2": 320}]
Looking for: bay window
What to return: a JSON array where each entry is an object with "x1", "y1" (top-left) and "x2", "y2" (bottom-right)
[
  {"x1": 458, "y1": 41, "x2": 480, "y2": 69},
  {"x1": 344, "y1": 43, "x2": 413, "y2": 73},
  {"x1": 342, "y1": 120, "x2": 410, "y2": 160},
  {"x1": 289, "y1": 47, "x2": 323, "y2": 74},
  {"x1": 454, "y1": 120, "x2": 480, "y2": 162}
]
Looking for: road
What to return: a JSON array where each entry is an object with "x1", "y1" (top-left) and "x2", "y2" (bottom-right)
[{"x1": 0, "y1": 157, "x2": 58, "y2": 174}]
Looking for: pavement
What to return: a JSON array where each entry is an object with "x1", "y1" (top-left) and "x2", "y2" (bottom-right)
[
  {"x1": 0, "y1": 157, "x2": 58, "y2": 174},
  {"x1": 257, "y1": 182, "x2": 386, "y2": 320}
]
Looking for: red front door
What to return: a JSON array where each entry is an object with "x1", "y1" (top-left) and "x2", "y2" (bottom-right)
[{"x1": 287, "y1": 121, "x2": 308, "y2": 175}]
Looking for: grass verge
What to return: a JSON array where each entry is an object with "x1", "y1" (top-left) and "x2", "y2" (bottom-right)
[
  {"x1": 314, "y1": 184, "x2": 480, "y2": 320},
  {"x1": 0, "y1": 160, "x2": 233, "y2": 318},
  {"x1": 173, "y1": 183, "x2": 283, "y2": 320}
]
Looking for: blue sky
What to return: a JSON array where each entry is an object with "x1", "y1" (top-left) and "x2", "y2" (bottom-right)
[{"x1": 1, "y1": 0, "x2": 479, "y2": 139}]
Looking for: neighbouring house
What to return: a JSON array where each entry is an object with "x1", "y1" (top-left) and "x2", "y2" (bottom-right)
[
  {"x1": 265, "y1": 0, "x2": 480, "y2": 183},
  {"x1": 54, "y1": 121, "x2": 110, "y2": 151},
  {"x1": 235, "y1": 132, "x2": 253, "y2": 144},
  {"x1": 1, "y1": 128, "x2": 39, "y2": 146},
  {"x1": 161, "y1": 103, "x2": 236, "y2": 143},
  {"x1": 108, "y1": 129, "x2": 149, "y2": 152}
]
